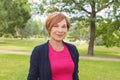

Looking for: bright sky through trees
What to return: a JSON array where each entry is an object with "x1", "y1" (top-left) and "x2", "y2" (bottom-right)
[{"x1": 28, "y1": 0, "x2": 113, "y2": 22}]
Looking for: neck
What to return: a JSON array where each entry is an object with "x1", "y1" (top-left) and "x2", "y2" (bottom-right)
[{"x1": 49, "y1": 39, "x2": 64, "y2": 51}]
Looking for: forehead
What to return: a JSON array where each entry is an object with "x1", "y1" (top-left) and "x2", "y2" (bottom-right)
[{"x1": 57, "y1": 19, "x2": 67, "y2": 25}]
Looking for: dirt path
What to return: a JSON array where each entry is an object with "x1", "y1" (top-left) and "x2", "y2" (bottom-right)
[
  {"x1": 0, "y1": 49, "x2": 120, "y2": 62},
  {"x1": 0, "y1": 50, "x2": 30, "y2": 55},
  {"x1": 80, "y1": 56, "x2": 120, "y2": 62}
]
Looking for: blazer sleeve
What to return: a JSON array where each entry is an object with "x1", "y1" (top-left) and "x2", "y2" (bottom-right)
[
  {"x1": 76, "y1": 48, "x2": 79, "y2": 80},
  {"x1": 27, "y1": 47, "x2": 40, "y2": 80},
  {"x1": 73, "y1": 46, "x2": 79, "y2": 80}
]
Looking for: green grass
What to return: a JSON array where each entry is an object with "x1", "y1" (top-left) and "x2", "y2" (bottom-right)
[
  {"x1": 79, "y1": 59, "x2": 120, "y2": 80},
  {"x1": 0, "y1": 53, "x2": 30, "y2": 80},
  {"x1": 0, "y1": 38, "x2": 120, "y2": 58},
  {"x1": 0, "y1": 38, "x2": 45, "y2": 52},
  {"x1": 75, "y1": 43, "x2": 120, "y2": 58},
  {"x1": 0, "y1": 53, "x2": 120, "y2": 80}
]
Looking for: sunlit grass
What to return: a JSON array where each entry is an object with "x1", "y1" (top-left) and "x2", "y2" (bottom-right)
[
  {"x1": 76, "y1": 43, "x2": 120, "y2": 58},
  {"x1": 79, "y1": 59, "x2": 120, "y2": 80},
  {"x1": 0, "y1": 53, "x2": 30, "y2": 80},
  {"x1": 0, "y1": 53, "x2": 120, "y2": 80},
  {"x1": 0, "y1": 38, "x2": 46, "y2": 52},
  {"x1": 0, "y1": 38, "x2": 120, "y2": 58}
]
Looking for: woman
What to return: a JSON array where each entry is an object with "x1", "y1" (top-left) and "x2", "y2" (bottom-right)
[{"x1": 27, "y1": 12, "x2": 79, "y2": 80}]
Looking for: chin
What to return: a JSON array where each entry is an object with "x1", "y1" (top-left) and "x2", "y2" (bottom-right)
[
  {"x1": 55, "y1": 38, "x2": 64, "y2": 42},
  {"x1": 56, "y1": 39, "x2": 63, "y2": 42},
  {"x1": 51, "y1": 36, "x2": 65, "y2": 42}
]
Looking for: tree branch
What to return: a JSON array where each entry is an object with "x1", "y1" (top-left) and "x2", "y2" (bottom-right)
[
  {"x1": 81, "y1": 7, "x2": 91, "y2": 14},
  {"x1": 72, "y1": 0, "x2": 91, "y2": 14},
  {"x1": 96, "y1": 0, "x2": 115, "y2": 13}
]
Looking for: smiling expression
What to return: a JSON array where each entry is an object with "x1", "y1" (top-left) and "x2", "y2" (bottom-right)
[{"x1": 49, "y1": 19, "x2": 68, "y2": 42}]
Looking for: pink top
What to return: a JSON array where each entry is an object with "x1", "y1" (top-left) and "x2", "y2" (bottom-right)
[{"x1": 49, "y1": 44, "x2": 75, "y2": 80}]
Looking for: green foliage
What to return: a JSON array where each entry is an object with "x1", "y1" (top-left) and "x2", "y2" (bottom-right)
[
  {"x1": 96, "y1": 18, "x2": 120, "y2": 47},
  {"x1": 21, "y1": 19, "x2": 48, "y2": 38},
  {"x1": 2, "y1": 34, "x2": 12, "y2": 38},
  {"x1": 95, "y1": 35, "x2": 104, "y2": 46},
  {"x1": 22, "y1": 19, "x2": 41, "y2": 38},
  {"x1": 0, "y1": 0, "x2": 31, "y2": 37},
  {"x1": 68, "y1": 21, "x2": 90, "y2": 41}
]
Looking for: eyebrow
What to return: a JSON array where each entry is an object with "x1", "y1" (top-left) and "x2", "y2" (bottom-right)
[
  {"x1": 53, "y1": 24, "x2": 58, "y2": 26},
  {"x1": 62, "y1": 24, "x2": 67, "y2": 26},
  {"x1": 55, "y1": 22, "x2": 67, "y2": 27}
]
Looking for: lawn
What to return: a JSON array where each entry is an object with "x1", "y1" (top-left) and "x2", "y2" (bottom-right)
[
  {"x1": 0, "y1": 53, "x2": 120, "y2": 80},
  {"x1": 0, "y1": 38, "x2": 120, "y2": 58},
  {"x1": 0, "y1": 53, "x2": 29, "y2": 80},
  {"x1": 79, "y1": 59, "x2": 120, "y2": 80},
  {"x1": 73, "y1": 43, "x2": 120, "y2": 58},
  {"x1": 0, "y1": 38, "x2": 46, "y2": 52}
]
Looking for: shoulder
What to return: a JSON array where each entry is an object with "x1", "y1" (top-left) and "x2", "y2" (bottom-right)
[
  {"x1": 31, "y1": 42, "x2": 48, "y2": 56},
  {"x1": 34, "y1": 42, "x2": 48, "y2": 51},
  {"x1": 64, "y1": 42, "x2": 78, "y2": 53},
  {"x1": 64, "y1": 41, "x2": 79, "y2": 57},
  {"x1": 64, "y1": 42, "x2": 76, "y2": 49}
]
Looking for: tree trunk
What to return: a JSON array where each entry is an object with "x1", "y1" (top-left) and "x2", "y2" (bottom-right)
[
  {"x1": 21, "y1": 34, "x2": 23, "y2": 40},
  {"x1": 88, "y1": 21, "x2": 95, "y2": 56},
  {"x1": 19, "y1": 28, "x2": 23, "y2": 40},
  {"x1": 88, "y1": 1, "x2": 96, "y2": 56}
]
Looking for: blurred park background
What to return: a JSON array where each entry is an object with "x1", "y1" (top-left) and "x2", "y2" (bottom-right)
[{"x1": 0, "y1": 0, "x2": 120, "y2": 80}]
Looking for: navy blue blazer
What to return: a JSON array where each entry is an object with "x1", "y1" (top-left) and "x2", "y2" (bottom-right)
[{"x1": 27, "y1": 41, "x2": 79, "y2": 80}]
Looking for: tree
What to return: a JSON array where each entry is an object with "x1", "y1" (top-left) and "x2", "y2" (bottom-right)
[
  {"x1": 22, "y1": 19, "x2": 40, "y2": 38},
  {"x1": 39, "y1": 0, "x2": 119, "y2": 56},
  {"x1": 0, "y1": 0, "x2": 11, "y2": 36},
  {"x1": 96, "y1": 13, "x2": 120, "y2": 47},
  {"x1": 68, "y1": 21, "x2": 89, "y2": 41},
  {"x1": 0, "y1": 0, "x2": 31, "y2": 39}
]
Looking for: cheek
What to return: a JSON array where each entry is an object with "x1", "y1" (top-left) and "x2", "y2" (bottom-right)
[
  {"x1": 49, "y1": 30, "x2": 55, "y2": 36},
  {"x1": 64, "y1": 29, "x2": 68, "y2": 33},
  {"x1": 50, "y1": 27, "x2": 56, "y2": 32}
]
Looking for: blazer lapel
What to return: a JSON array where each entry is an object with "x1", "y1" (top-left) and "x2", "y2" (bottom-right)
[{"x1": 43, "y1": 42, "x2": 52, "y2": 80}]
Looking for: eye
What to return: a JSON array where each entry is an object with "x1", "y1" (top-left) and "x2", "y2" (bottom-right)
[
  {"x1": 53, "y1": 25, "x2": 58, "y2": 27},
  {"x1": 62, "y1": 25, "x2": 67, "y2": 28}
]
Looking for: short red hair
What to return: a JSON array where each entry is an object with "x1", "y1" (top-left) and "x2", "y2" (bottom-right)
[{"x1": 45, "y1": 12, "x2": 70, "y2": 32}]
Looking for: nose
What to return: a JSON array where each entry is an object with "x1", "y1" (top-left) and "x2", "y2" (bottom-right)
[{"x1": 58, "y1": 27, "x2": 63, "y2": 32}]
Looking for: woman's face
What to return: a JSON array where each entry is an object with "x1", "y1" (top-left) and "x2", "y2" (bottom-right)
[{"x1": 49, "y1": 19, "x2": 68, "y2": 42}]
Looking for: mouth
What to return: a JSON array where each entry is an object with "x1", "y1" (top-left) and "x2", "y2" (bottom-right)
[{"x1": 56, "y1": 34, "x2": 64, "y2": 37}]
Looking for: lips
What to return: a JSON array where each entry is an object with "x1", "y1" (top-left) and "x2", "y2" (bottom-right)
[{"x1": 56, "y1": 34, "x2": 64, "y2": 37}]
